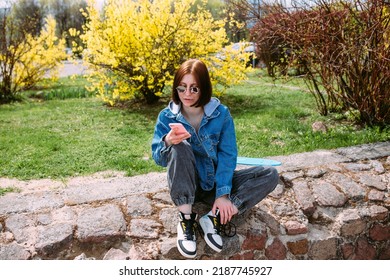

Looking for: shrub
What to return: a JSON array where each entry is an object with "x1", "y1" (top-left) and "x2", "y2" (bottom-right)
[
  {"x1": 251, "y1": 0, "x2": 390, "y2": 126},
  {"x1": 0, "y1": 11, "x2": 66, "y2": 103},
  {"x1": 79, "y1": 0, "x2": 252, "y2": 105}
]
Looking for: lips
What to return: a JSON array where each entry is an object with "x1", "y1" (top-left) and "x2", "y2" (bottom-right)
[{"x1": 182, "y1": 98, "x2": 194, "y2": 104}]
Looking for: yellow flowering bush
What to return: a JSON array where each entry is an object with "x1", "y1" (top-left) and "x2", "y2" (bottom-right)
[
  {"x1": 81, "y1": 0, "x2": 252, "y2": 105},
  {"x1": 0, "y1": 16, "x2": 66, "y2": 102}
]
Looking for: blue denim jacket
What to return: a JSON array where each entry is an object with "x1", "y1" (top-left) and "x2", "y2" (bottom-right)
[{"x1": 151, "y1": 97, "x2": 237, "y2": 198}]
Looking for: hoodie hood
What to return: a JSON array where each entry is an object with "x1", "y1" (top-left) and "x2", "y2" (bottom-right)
[{"x1": 168, "y1": 97, "x2": 221, "y2": 117}]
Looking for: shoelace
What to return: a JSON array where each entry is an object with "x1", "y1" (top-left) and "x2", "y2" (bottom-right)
[
  {"x1": 198, "y1": 211, "x2": 236, "y2": 238},
  {"x1": 212, "y1": 214, "x2": 237, "y2": 238},
  {"x1": 221, "y1": 221, "x2": 237, "y2": 237},
  {"x1": 181, "y1": 219, "x2": 199, "y2": 241}
]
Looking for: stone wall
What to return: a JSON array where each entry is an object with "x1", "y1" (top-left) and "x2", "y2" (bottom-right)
[{"x1": 0, "y1": 142, "x2": 389, "y2": 260}]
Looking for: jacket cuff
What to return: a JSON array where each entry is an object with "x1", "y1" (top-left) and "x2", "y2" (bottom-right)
[{"x1": 215, "y1": 185, "x2": 231, "y2": 199}]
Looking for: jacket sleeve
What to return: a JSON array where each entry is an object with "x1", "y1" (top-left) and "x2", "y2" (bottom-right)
[
  {"x1": 151, "y1": 110, "x2": 171, "y2": 167},
  {"x1": 215, "y1": 109, "x2": 238, "y2": 198}
]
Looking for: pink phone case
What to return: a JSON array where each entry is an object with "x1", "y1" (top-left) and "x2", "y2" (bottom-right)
[{"x1": 169, "y1": 123, "x2": 187, "y2": 134}]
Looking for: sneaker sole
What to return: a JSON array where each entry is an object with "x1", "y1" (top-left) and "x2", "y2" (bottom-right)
[
  {"x1": 199, "y1": 219, "x2": 223, "y2": 253},
  {"x1": 177, "y1": 239, "x2": 197, "y2": 258}
]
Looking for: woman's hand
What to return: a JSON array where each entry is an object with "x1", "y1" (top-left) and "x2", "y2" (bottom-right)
[
  {"x1": 164, "y1": 127, "x2": 191, "y2": 146},
  {"x1": 212, "y1": 195, "x2": 236, "y2": 225}
]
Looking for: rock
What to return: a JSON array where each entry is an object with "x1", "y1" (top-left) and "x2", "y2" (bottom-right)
[
  {"x1": 360, "y1": 205, "x2": 389, "y2": 221},
  {"x1": 35, "y1": 223, "x2": 74, "y2": 255},
  {"x1": 312, "y1": 181, "x2": 347, "y2": 207},
  {"x1": 359, "y1": 174, "x2": 387, "y2": 190},
  {"x1": 74, "y1": 253, "x2": 95, "y2": 260},
  {"x1": 336, "y1": 209, "x2": 366, "y2": 237},
  {"x1": 369, "y1": 224, "x2": 390, "y2": 241},
  {"x1": 0, "y1": 242, "x2": 31, "y2": 260},
  {"x1": 265, "y1": 237, "x2": 286, "y2": 260},
  {"x1": 103, "y1": 248, "x2": 129, "y2": 260},
  {"x1": 307, "y1": 225, "x2": 337, "y2": 260},
  {"x1": 287, "y1": 239, "x2": 309, "y2": 255},
  {"x1": 328, "y1": 173, "x2": 365, "y2": 200},
  {"x1": 284, "y1": 221, "x2": 308, "y2": 235},
  {"x1": 292, "y1": 180, "x2": 316, "y2": 215},
  {"x1": 306, "y1": 168, "x2": 327, "y2": 178},
  {"x1": 312, "y1": 121, "x2": 328, "y2": 133},
  {"x1": 0, "y1": 191, "x2": 63, "y2": 215},
  {"x1": 126, "y1": 195, "x2": 153, "y2": 217},
  {"x1": 76, "y1": 204, "x2": 126, "y2": 242},
  {"x1": 128, "y1": 219, "x2": 162, "y2": 239}
]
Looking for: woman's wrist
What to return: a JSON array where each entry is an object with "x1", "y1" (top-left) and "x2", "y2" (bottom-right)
[{"x1": 162, "y1": 135, "x2": 171, "y2": 146}]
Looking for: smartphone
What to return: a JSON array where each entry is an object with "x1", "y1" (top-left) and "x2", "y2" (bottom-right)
[{"x1": 169, "y1": 123, "x2": 188, "y2": 134}]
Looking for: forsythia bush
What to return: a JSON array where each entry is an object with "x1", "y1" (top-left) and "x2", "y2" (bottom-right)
[
  {"x1": 80, "y1": 0, "x2": 251, "y2": 105},
  {"x1": 14, "y1": 17, "x2": 67, "y2": 89},
  {"x1": 0, "y1": 16, "x2": 66, "y2": 102}
]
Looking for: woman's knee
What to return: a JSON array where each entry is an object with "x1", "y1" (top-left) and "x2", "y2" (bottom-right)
[
  {"x1": 268, "y1": 166, "x2": 279, "y2": 191},
  {"x1": 169, "y1": 141, "x2": 192, "y2": 156}
]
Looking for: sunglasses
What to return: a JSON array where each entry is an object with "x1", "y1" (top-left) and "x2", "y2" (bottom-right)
[{"x1": 176, "y1": 85, "x2": 200, "y2": 94}]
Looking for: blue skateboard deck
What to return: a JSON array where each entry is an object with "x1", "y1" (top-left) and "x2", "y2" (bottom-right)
[{"x1": 237, "y1": 157, "x2": 282, "y2": 166}]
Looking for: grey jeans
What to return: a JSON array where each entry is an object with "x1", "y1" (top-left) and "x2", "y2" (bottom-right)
[{"x1": 166, "y1": 142, "x2": 279, "y2": 214}]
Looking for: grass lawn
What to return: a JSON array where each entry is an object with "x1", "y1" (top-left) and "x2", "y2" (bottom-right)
[{"x1": 0, "y1": 71, "x2": 389, "y2": 180}]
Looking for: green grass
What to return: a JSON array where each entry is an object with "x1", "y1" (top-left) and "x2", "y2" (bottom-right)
[
  {"x1": 0, "y1": 187, "x2": 19, "y2": 196},
  {"x1": 0, "y1": 71, "x2": 389, "y2": 180}
]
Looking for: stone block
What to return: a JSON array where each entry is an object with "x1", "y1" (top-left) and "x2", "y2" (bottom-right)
[
  {"x1": 308, "y1": 225, "x2": 337, "y2": 259},
  {"x1": 359, "y1": 174, "x2": 387, "y2": 191},
  {"x1": 368, "y1": 189, "x2": 385, "y2": 202},
  {"x1": 287, "y1": 239, "x2": 309, "y2": 255},
  {"x1": 281, "y1": 171, "x2": 304, "y2": 186},
  {"x1": 269, "y1": 183, "x2": 284, "y2": 199},
  {"x1": 5, "y1": 214, "x2": 37, "y2": 246},
  {"x1": 336, "y1": 142, "x2": 390, "y2": 160},
  {"x1": 292, "y1": 180, "x2": 315, "y2": 215},
  {"x1": 128, "y1": 218, "x2": 162, "y2": 239},
  {"x1": 360, "y1": 205, "x2": 389, "y2": 221},
  {"x1": 241, "y1": 228, "x2": 267, "y2": 250},
  {"x1": 309, "y1": 237, "x2": 337, "y2": 259},
  {"x1": 255, "y1": 204, "x2": 281, "y2": 234},
  {"x1": 284, "y1": 220, "x2": 308, "y2": 235},
  {"x1": 159, "y1": 207, "x2": 178, "y2": 234},
  {"x1": 265, "y1": 238, "x2": 286, "y2": 260},
  {"x1": 103, "y1": 248, "x2": 129, "y2": 260},
  {"x1": 328, "y1": 173, "x2": 365, "y2": 200},
  {"x1": 35, "y1": 223, "x2": 73, "y2": 255},
  {"x1": 378, "y1": 245, "x2": 390, "y2": 260},
  {"x1": 229, "y1": 251, "x2": 255, "y2": 260},
  {"x1": 0, "y1": 242, "x2": 31, "y2": 260},
  {"x1": 337, "y1": 209, "x2": 366, "y2": 237},
  {"x1": 369, "y1": 224, "x2": 390, "y2": 241},
  {"x1": 0, "y1": 191, "x2": 63, "y2": 215},
  {"x1": 76, "y1": 204, "x2": 126, "y2": 242},
  {"x1": 272, "y1": 150, "x2": 348, "y2": 171},
  {"x1": 160, "y1": 238, "x2": 182, "y2": 259},
  {"x1": 370, "y1": 160, "x2": 386, "y2": 174},
  {"x1": 126, "y1": 195, "x2": 153, "y2": 217},
  {"x1": 306, "y1": 168, "x2": 327, "y2": 178},
  {"x1": 342, "y1": 163, "x2": 372, "y2": 172},
  {"x1": 51, "y1": 206, "x2": 76, "y2": 223},
  {"x1": 342, "y1": 237, "x2": 376, "y2": 260},
  {"x1": 312, "y1": 180, "x2": 347, "y2": 207}
]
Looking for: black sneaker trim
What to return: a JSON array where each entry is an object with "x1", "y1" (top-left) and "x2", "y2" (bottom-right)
[
  {"x1": 177, "y1": 240, "x2": 197, "y2": 257},
  {"x1": 206, "y1": 233, "x2": 223, "y2": 250}
]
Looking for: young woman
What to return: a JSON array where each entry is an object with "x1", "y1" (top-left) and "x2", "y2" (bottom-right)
[{"x1": 151, "y1": 59, "x2": 279, "y2": 258}]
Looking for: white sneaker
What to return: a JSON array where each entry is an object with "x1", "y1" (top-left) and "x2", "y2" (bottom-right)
[
  {"x1": 199, "y1": 210, "x2": 223, "y2": 252},
  {"x1": 177, "y1": 212, "x2": 198, "y2": 258}
]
